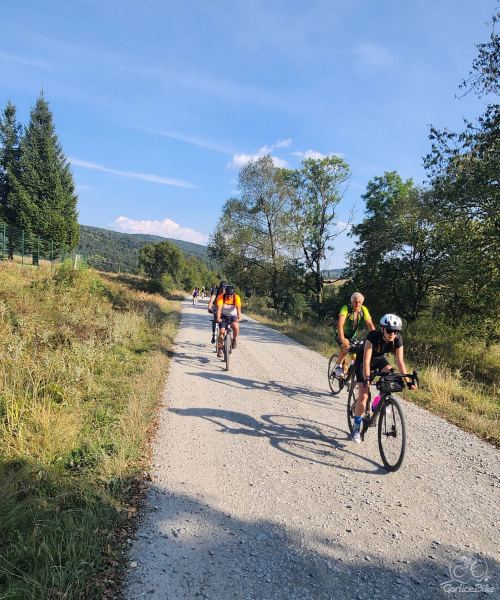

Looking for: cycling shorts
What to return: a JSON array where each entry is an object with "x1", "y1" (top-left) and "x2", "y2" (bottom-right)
[
  {"x1": 355, "y1": 355, "x2": 390, "y2": 383},
  {"x1": 219, "y1": 315, "x2": 237, "y2": 326}
]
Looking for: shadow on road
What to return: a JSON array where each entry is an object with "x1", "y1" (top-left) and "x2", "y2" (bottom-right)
[
  {"x1": 170, "y1": 406, "x2": 385, "y2": 475},
  {"x1": 126, "y1": 484, "x2": 498, "y2": 600}
]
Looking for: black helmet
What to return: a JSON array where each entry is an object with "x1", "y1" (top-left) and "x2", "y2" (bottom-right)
[{"x1": 225, "y1": 285, "x2": 235, "y2": 295}]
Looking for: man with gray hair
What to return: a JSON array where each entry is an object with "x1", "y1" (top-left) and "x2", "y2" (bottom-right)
[{"x1": 333, "y1": 292, "x2": 375, "y2": 378}]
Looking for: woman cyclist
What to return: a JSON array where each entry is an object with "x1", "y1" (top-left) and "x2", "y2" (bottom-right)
[
  {"x1": 352, "y1": 313, "x2": 416, "y2": 444},
  {"x1": 208, "y1": 281, "x2": 227, "y2": 344}
]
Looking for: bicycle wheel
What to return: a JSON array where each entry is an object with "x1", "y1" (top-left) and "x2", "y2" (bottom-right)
[
  {"x1": 346, "y1": 379, "x2": 357, "y2": 434},
  {"x1": 224, "y1": 332, "x2": 231, "y2": 371},
  {"x1": 378, "y1": 396, "x2": 406, "y2": 471},
  {"x1": 328, "y1": 354, "x2": 344, "y2": 395}
]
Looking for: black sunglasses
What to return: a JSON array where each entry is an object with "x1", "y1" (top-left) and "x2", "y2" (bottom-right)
[{"x1": 384, "y1": 328, "x2": 399, "y2": 334}]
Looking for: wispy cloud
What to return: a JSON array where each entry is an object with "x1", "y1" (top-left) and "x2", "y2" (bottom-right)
[
  {"x1": 70, "y1": 158, "x2": 196, "y2": 188},
  {"x1": 111, "y1": 216, "x2": 208, "y2": 245},
  {"x1": 227, "y1": 139, "x2": 293, "y2": 169},
  {"x1": 356, "y1": 43, "x2": 395, "y2": 67},
  {"x1": 291, "y1": 149, "x2": 344, "y2": 160},
  {"x1": 0, "y1": 50, "x2": 55, "y2": 70},
  {"x1": 152, "y1": 129, "x2": 234, "y2": 155}
]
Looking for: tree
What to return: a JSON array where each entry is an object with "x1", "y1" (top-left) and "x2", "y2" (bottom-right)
[
  {"x1": 209, "y1": 156, "x2": 296, "y2": 308},
  {"x1": 286, "y1": 156, "x2": 351, "y2": 306},
  {"x1": 345, "y1": 172, "x2": 448, "y2": 323},
  {"x1": 139, "y1": 240, "x2": 183, "y2": 280},
  {"x1": 14, "y1": 93, "x2": 79, "y2": 262},
  {"x1": 424, "y1": 8, "x2": 499, "y2": 327},
  {"x1": 0, "y1": 101, "x2": 23, "y2": 257}
]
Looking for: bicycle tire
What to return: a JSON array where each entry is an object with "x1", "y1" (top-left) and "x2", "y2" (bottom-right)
[
  {"x1": 346, "y1": 378, "x2": 357, "y2": 434},
  {"x1": 378, "y1": 396, "x2": 406, "y2": 471},
  {"x1": 328, "y1": 354, "x2": 344, "y2": 395},
  {"x1": 224, "y1": 332, "x2": 231, "y2": 371}
]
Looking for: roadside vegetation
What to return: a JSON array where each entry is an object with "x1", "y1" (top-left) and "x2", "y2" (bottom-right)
[{"x1": 0, "y1": 260, "x2": 180, "y2": 599}]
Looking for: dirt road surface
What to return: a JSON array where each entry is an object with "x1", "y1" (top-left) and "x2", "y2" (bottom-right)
[{"x1": 125, "y1": 300, "x2": 499, "y2": 600}]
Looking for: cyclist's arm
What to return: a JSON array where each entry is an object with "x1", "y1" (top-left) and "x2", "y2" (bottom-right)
[
  {"x1": 208, "y1": 294, "x2": 215, "y2": 311},
  {"x1": 362, "y1": 341, "x2": 373, "y2": 386},
  {"x1": 366, "y1": 317, "x2": 376, "y2": 332},
  {"x1": 337, "y1": 314, "x2": 349, "y2": 346},
  {"x1": 395, "y1": 346, "x2": 416, "y2": 389}
]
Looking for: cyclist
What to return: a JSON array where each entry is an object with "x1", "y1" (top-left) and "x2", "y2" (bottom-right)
[
  {"x1": 352, "y1": 313, "x2": 416, "y2": 443},
  {"x1": 334, "y1": 292, "x2": 375, "y2": 378},
  {"x1": 208, "y1": 281, "x2": 227, "y2": 344},
  {"x1": 192, "y1": 287, "x2": 199, "y2": 305},
  {"x1": 216, "y1": 285, "x2": 242, "y2": 358}
]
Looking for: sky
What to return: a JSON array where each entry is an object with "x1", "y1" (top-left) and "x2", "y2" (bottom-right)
[{"x1": 0, "y1": 0, "x2": 496, "y2": 268}]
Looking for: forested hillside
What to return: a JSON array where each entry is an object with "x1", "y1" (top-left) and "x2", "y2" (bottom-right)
[{"x1": 77, "y1": 225, "x2": 210, "y2": 272}]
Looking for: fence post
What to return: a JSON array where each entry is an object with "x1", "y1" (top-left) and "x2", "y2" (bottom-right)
[
  {"x1": 21, "y1": 230, "x2": 25, "y2": 266},
  {"x1": 51, "y1": 240, "x2": 54, "y2": 270},
  {"x1": 37, "y1": 237, "x2": 41, "y2": 267},
  {"x1": 2, "y1": 223, "x2": 5, "y2": 259}
]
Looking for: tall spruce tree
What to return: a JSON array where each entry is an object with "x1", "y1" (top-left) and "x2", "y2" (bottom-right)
[
  {"x1": 15, "y1": 93, "x2": 79, "y2": 260},
  {"x1": 0, "y1": 101, "x2": 23, "y2": 226}
]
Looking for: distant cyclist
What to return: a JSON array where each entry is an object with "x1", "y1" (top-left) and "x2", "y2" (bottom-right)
[
  {"x1": 352, "y1": 313, "x2": 416, "y2": 443},
  {"x1": 192, "y1": 287, "x2": 199, "y2": 305},
  {"x1": 208, "y1": 281, "x2": 227, "y2": 344},
  {"x1": 334, "y1": 292, "x2": 375, "y2": 378},
  {"x1": 216, "y1": 285, "x2": 242, "y2": 358}
]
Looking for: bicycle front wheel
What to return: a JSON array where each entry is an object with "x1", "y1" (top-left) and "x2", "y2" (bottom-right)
[
  {"x1": 328, "y1": 354, "x2": 344, "y2": 395},
  {"x1": 224, "y1": 332, "x2": 231, "y2": 371},
  {"x1": 346, "y1": 379, "x2": 357, "y2": 434},
  {"x1": 378, "y1": 396, "x2": 406, "y2": 471}
]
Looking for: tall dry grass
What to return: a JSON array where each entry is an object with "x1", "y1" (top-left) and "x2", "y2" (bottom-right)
[{"x1": 0, "y1": 261, "x2": 180, "y2": 599}]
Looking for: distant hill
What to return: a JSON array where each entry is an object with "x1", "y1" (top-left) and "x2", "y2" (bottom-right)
[
  {"x1": 322, "y1": 268, "x2": 344, "y2": 280},
  {"x1": 77, "y1": 225, "x2": 211, "y2": 272}
]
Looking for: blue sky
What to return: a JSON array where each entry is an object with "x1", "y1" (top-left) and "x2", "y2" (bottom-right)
[{"x1": 0, "y1": 0, "x2": 496, "y2": 267}]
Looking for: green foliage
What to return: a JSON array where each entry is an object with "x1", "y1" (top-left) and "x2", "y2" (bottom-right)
[
  {"x1": 345, "y1": 173, "x2": 448, "y2": 323},
  {"x1": 12, "y1": 94, "x2": 79, "y2": 255},
  {"x1": 139, "y1": 239, "x2": 218, "y2": 292},
  {"x1": 286, "y1": 155, "x2": 351, "y2": 305},
  {"x1": 0, "y1": 101, "x2": 22, "y2": 231}
]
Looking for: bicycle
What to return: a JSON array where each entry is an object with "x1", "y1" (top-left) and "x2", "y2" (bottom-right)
[
  {"x1": 347, "y1": 369, "x2": 419, "y2": 471},
  {"x1": 216, "y1": 319, "x2": 234, "y2": 371},
  {"x1": 327, "y1": 340, "x2": 364, "y2": 395}
]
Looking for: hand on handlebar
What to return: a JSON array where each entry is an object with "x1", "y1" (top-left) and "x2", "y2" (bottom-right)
[{"x1": 341, "y1": 338, "x2": 350, "y2": 349}]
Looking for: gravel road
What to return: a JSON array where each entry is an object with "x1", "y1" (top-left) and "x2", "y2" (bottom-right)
[{"x1": 125, "y1": 300, "x2": 499, "y2": 600}]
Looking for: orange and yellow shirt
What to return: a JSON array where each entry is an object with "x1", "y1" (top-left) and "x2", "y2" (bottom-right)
[{"x1": 216, "y1": 293, "x2": 242, "y2": 317}]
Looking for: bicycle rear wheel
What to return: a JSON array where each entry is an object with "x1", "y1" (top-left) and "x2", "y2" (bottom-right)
[
  {"x1": 378, "y1": 397, "x2": 406, "y2": 471},
  {"x1": 224, "y1": 332, "x2": 231, "y2": 371},
  {"x1": 328, "y1": 354, "x2": 344, "y2": 395}
]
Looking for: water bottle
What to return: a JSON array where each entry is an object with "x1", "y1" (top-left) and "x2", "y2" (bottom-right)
[{"x1": 371, "y1": 394, "x2": 381, "y2": 412}]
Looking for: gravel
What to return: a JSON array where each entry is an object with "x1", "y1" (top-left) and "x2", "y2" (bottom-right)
[{"x1": 125, "y1": 300, "x2": 500, "y2": 599}]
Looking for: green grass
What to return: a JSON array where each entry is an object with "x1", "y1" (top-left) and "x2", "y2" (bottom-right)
[
  {"x1": 245, "y1": 301, "x2": 500, "y2": 447},
  {"x1": 0, "y1": 261, "x2": 180, "y2": 599}
]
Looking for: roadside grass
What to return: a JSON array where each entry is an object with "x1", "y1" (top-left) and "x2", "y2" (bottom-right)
[
  {"x1": 245, "y1": 305, "x2": 500, "y2": 447},
  {"x1": 0, "y1": 260, "x2": 180, "y2": 599}
]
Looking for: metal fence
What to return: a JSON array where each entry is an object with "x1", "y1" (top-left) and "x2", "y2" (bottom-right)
[{"x1": 0, "y1": 221, "x2": 130, "y2": 272}]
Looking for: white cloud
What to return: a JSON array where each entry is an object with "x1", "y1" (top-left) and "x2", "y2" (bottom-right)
[
  {"x1": 227, "y1": 139, "x2": 292, "y2": 169},
  {"x1": 275, "y1": 138, "x2": 293, "y2": 148},
  {"x1": 112, "y1": 216, "x2": 208, "y2": 245},
  {"x1": 356, "y1": 43, "x2": 395, "y2": 67},
  {"x1": 152, "y1": 129, "x2": 234, "y2": 155},
  {"x1": 70, "y1": 158, "x2": 196, "y2": 188},
  {"x1": 291, "y1": 150, "x2": 344, "y2": 160}
]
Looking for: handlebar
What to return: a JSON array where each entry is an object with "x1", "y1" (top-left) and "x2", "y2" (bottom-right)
[{"x1": 370, "y1": 369, "x2": 419, "y2": 388}]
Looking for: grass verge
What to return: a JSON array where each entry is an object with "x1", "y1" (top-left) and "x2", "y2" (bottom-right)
[
  {"x1": 245, "y1": 307, "x2": 500, "y2": 447},
  {"x1": 0, "y1": 261, "x2": 180, "y2": 599}
]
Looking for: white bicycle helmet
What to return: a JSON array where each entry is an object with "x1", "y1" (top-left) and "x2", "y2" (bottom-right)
[{"x1": 380, "y1": 313, "x2": 403, "y2": 331}]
